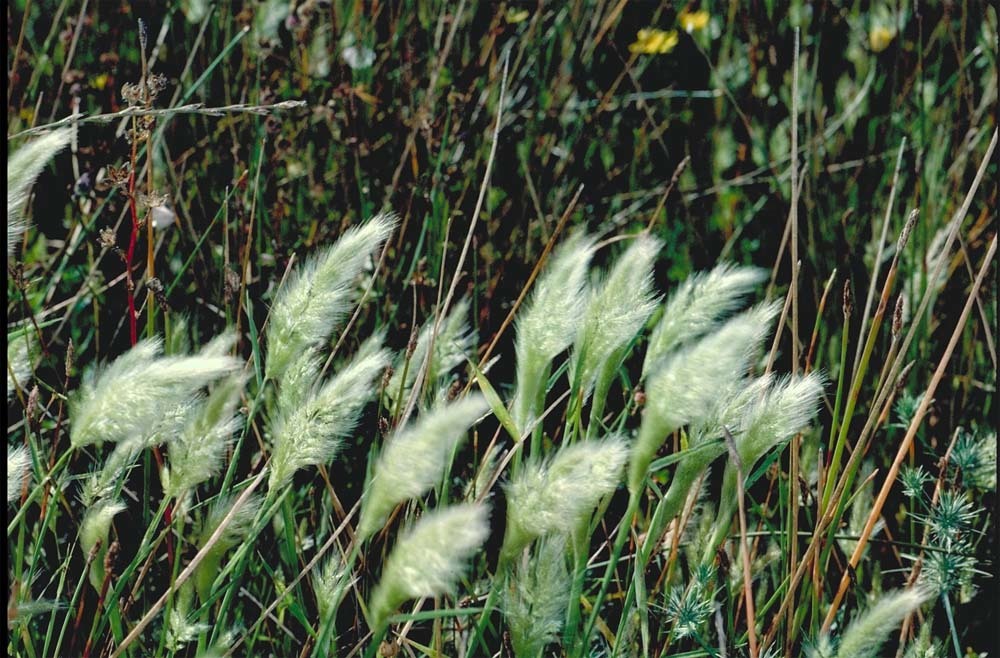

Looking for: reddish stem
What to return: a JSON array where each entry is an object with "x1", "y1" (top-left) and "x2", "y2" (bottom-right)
[{"x1": 125, "y1": 169, "x2": 139, "y2": 346}]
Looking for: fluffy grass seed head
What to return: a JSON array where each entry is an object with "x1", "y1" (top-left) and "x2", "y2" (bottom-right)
[
  {"x1": 571, "y1": 236, "x2": 661, "y2": 397},
  {"x1": 629, "y1": 302, "x2": 779, "y2": 493},
  {"x1": 368, "y1": 503, "x2": 490, "y2": 631},
  {"x1": 386, "y1": 297, "x2": 475, "y2": 407},
  {"x1": 6, "y1": 329, "x2": 37, "y2": 400},
  {"x1": 8, "y1": 128, "x2": 72, "y2": 257},
  {"x1": 358, "y1": 395, "x2": 489, "y2": 540},
  {"x1": 163, "y1": 375, "x2": 245, "y2": 500},
  {"x1": 505, "y1": 536, "x2": 571, "y2": 658},
  {"x1": 70, "y1": 337, "x2": 240, "y2": 449},
  {"x1": 512, "y1": 231, "x2": 595, "y2": 432},
  {"x1": 732, "y1": 372, "x2": 824, "y2": 468},
  {"x1": 79, "y1": 498, "x2": 126, "y2": 588},
  {"x1": 502, "y1": 434, "x2": 628, "y2": 560},
  {"x1": 265, "y1": 213, "x2": 395, "y2": 380},
  {"x1": 315, "y1": 556, "x2": 356, "y2": 623},
  {"x1": 7, "y1": 446, "x2": 31, "y2": 504},
  {"x1": 269, "y1": 334, "x2": 390, "y2": 490},
  {"x1": 194, "y1": 493, "x2": 263, "y2": 602},
  {"x1": 709, "y1": 372, "x2": 824, "y2": 554},
  {"x1": 820, "y1": 588, "x2": 930, "y2": 658},
  {"x1": 642, "y1": 264, "x2": 765, "y2": 378}
]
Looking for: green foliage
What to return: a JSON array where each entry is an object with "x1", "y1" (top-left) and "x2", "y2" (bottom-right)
[{"x1": 5, "y1": 2, "x2": 996, "y2": 657}]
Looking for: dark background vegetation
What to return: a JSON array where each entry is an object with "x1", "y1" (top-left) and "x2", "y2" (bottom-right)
[{"x1": 7, "y1": 0, "x2": 997, "y2": 654}]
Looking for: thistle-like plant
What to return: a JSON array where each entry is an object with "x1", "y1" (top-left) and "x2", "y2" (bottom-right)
[
  {"x1": 950, "y1": 427, "x2": 996, "y2": 491},
  {"x1": 504, "y1": 536, "x2": 571, "y2": 658},
  {"x1": 367, "y1": 503, "x2": 490, "y2": 633},
  {"x1": 265, "y1": 213, "x2": 395, "y2": 380},
  {"x1": 7, "y1": 446, "x2": 30, "y2": 505},
  {"x1": 386, "y1": 297, "x2": 475, "y2": 408},
  {"x1": 268, "y1": 334, "x2": 390, "y2": 490},
  {"x1": 663, "y1": 563, "x2": 716, "y2": 640},
  {"x1": 358, "y1": 395, "x2": 489, "y2": 540},
  {"x1": 511, "y1": 232, "x2": 595, "y2": 433},
  {"x1": 628, "y1": 302, "x2": 779, "y2": 494},
  {"x1": 7, "y1": 128, "x2": 72, "y2": 257},
  {"x1": 70, "y1": 337, "x2": 240, "y2": 449},
  {"x1": 570, "y1": 236, "x2": 660, "y2": 408},
  {"x1": 501, "y1": 435, "x2": 628, "y2": 561},
  {"x1": 642, "y1": 263, "x2": 766, "y2": 378}
]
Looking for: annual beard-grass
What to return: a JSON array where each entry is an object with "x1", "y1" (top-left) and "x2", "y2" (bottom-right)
[{"x1": 5, "y1": 6, "x2": 996, "y2": 658}]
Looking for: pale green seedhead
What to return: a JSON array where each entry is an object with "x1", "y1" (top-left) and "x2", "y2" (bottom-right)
[
  {"x1": 70, "y1": 338, "x2": 240, "y2": 449},
  {"x1": 8, "y1": 128, "x2": 72, "y2": 257},
  {"x1": 268, "y1": 334, "x2": 390, "y2": 490},
  {"x1": 512, "y1": 231, "x2": 595, "y2": 433},
  {"x1": 368, "y1": 504, "x2": 490, "y2": 631},
  {"x1": 358, "y1": 395, "x2": 489, "y2": 539},
  {"x1": 502, "y1": 434, "x2": 628, "y2": 560},
  {"x1": 643, "y1": 263, "x2": 766, "y2": 378},
  {"x1": 265, "y1": 213, "x2": 395, "y2": 379}
]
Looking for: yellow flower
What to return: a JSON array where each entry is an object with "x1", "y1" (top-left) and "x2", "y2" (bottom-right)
[
  {"x1": 678, "y1": 8, "x2": 710, "y2": 33},
  {"x1": 506, "y1": 8, "x2": 530, "y2": 24},
  {"x1": 92, "y1": 73, "x2": 110, "y2": 90},
  {"x1": 629, "y1": 28, "x2": 679, "y2": 55},
  {"x1": 869, "y1": 25, "x2": 895, "y2": 52}
]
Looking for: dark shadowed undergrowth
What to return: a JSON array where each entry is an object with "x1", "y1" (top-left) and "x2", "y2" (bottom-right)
[{"x1": 6, "y1": 2, "x2": 997, "y2": 657}]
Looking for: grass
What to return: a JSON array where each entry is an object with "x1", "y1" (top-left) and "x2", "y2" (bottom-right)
[{"x1": 6, "y1": 2, "x2": 998, "y2": 657}]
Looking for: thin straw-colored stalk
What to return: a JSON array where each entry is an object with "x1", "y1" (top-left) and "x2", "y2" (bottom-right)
[{"x1": 822, "y1": 233, "x2": 996, "y2": 631}]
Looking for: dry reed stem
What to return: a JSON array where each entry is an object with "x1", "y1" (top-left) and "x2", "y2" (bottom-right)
[
  {"x1": 398, "y1": 52, "x2": 509, "y2": 428},
  {"x1": 110, "y1": 468, "x2": 268, "y2": 658},
  {"x1": 723, "y1": 426, "x2": 759, "y2": 658},
  {"x1": 822, "y1": 233, "x2": 996, "y2": 631}
]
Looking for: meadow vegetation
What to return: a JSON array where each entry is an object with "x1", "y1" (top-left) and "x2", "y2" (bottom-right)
[{"x1": 5, "y1": 2, "x2": 997, "y2": 657}]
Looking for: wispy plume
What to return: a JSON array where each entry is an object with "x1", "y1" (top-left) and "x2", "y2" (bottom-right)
[
  {"x1": 571, "y1": 236, "x2": 660, "y2": 398},
  {"x1": 163, "y1": 375, "x2": 245, "y2": 500},
  {"x1": 79, "y1": 499, "x2": 126, "y2": 588},
  {"x1": 269, "y1": 334, "x2": 389, "y2": 490},
  {"x1": 7, "y1": 446, "x2": 31, "y2": 504},
  {"x1": 502, "y1": 435, "x2": 628, "y2": 560},
  {"x1": 643, "y1": 264, "x2": 765, "y2": 378},
  {"x1": 194, "y1": 493, "x2": 264, "y2": 602},
  {"x1": 708, "y1": 373, "x2": 824, "y2": 554},
  {"x1": 6, "y1": 329, "x2": 37, "y2": 401},
  {"x1": 265, "y1": 213, "x2": 395, "y2": 379},
  {"x1": 809, "y1": 588, "x2": 930, "y2": 658},
  {"x1": 386, "y1": 297, "x2": 475, "y2": 407},
  {"x1": 629, "y1": 303, "x2": 778, "y2": 494},
  {"x1": 70, "y1": 338, "x2": 240, "y2": 449},
  {"x1": 505, "y1": 536, "x2": 571, "y2": 658},
  {"x1": 656, "y1": 375, "x2": 774, "y2": 525},
  {"x1": 367, "y1": 504, "x2": 490, "y2": 631},
  {"x1": 512, "y1": 232, "x2": 595, "y2": 432},
  {"x1": 358, "y1": 395, "x2": 489, "y2": 539},
  {"x1": 8, "y1": 129, "x2": 72, "y2": 257}
]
